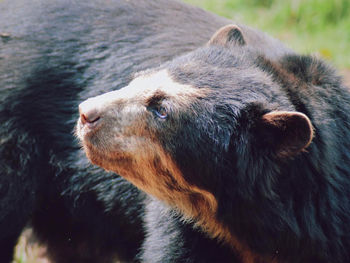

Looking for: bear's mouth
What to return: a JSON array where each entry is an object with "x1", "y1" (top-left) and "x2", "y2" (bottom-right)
[
  {"x1": 79, "y1": 134, "x2": 130, "y2": 171},
  {"x1": 76, "y1": 119, "x2": 140, "y2": 169},
  {"x1": 76, "y1": 118, "x2": 111, "y2": 163},
  {"x1": 76, "y1": 117, "x2": 102, "y2": 139}
]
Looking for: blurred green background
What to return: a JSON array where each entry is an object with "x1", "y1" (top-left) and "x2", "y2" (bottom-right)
[{"x1": 185, "y1": 0, "x2": 350, "y2": 68}]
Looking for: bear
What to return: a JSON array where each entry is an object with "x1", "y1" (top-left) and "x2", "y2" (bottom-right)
[
  {"x1": 77, "y1": 13, "x2": 350, "y2": 263},
  {"x1": 2, "y1": 0, "x2": 349, "y2": 262},
  {"x1": 0, "y1": 0, "x2": 294, "y2": 262}
]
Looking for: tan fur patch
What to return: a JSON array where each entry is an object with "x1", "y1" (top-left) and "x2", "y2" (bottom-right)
[{"x1": 84, "y1": 136, "x2": 275, "y2": 263}]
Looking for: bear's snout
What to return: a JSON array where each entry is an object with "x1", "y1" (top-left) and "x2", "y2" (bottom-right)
[{"x1": 79, "y1": 100, "x2": 102, "y2": 129}]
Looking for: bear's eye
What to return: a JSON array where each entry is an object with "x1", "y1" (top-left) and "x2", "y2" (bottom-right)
[{"x1": 152, "y1": 106, "x2": 168, "y2": 119}]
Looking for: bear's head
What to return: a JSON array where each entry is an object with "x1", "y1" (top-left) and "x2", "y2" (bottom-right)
[{"x1": 76, "y1": 25, "x2": 314, "y2": 260}]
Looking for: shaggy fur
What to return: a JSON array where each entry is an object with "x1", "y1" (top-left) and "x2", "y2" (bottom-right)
[{"x1": 2, "y1": 0, "x2": 349, "y2": 262}]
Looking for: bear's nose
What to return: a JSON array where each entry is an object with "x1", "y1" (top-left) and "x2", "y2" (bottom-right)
[{"x1": 79, "y1": 101, "x2": 101, "y2": 126}]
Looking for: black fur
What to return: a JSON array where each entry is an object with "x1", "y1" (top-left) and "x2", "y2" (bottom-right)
[{"x1": 141, "y1": 198, "x2": 239, "y2": 263}]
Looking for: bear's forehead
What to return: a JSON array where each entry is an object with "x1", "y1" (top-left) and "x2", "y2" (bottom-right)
[{"x1": 123, "y1": 69, "x2": 208, "y2": 103}]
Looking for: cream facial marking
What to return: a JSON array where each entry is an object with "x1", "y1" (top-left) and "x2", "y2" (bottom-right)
[{"x1": 80, "y1": 69, "x2": 206, "y2": 110}]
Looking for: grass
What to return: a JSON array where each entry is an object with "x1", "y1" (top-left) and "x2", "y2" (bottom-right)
[{"x1": 184, "y1": 0, "x2": 350, "y2": 68}]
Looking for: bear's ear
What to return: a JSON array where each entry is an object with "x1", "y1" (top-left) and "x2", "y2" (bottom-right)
[
  {"x1": 257, "y1": 111, "x2": 314, "y2": 158},
  {"x1": 208, "y1": 24, "x2": 246, "y2": 47}
]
